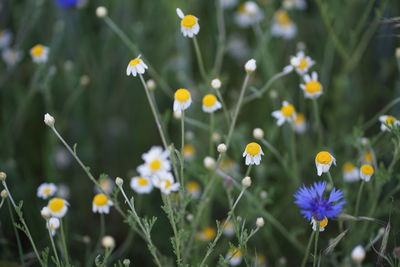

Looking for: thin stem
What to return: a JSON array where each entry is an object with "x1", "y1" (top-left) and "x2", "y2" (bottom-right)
[
  {"x1": 312, "y1": 99, "x2": 323, "y2": 146},
  {"x1": 313, "y1": 225, "x2": 320, "y2": 267},
  {"x1": 363, "y1": 97, "x2": 400, "y2": 130},
  {"x1": 301, "y1": 231, "x2": 315, "y2": 267},
  {"x1": 139, "y1": 74, "x2": 169, "y2": 150},
  {"x1": 180, "y1": 110, "x2": 185, "y2": 188},
  {"x1": 244, "y1": 165, "x2": 252, "y2": 177},
  {"x1": 209, "y1": 113, "x2": 214, "y2": 157},
  {"x1": 354, "y1": 180, "x2": 365, "y2": 217},
  {"x1": 290, "y1": 126, "x2": 299, "y2": 185},
  {"x1": 166, "y1": 196, "x2": 181, "y2": 266},
  {"x1": 59, "y1": 219, "x2": 70, "y2": 266},
  {"x1": 7, "y1": 199, "x2": 25, "y2": 267},
  {"x1": 327, "y1": 171, "x2": 334, "y2": 187},
  {"x1": 193, "y1": 36, "x2": 208, "y2": 82},
  {"x1": 2, "y1": 181, "x2": 16, "y2": 208},
  {"x1": 46, "y1": 220, "x2": 61, "y2": 267},
  {"x1": 213, "y1": 0, "x2": 226, "y2": 76},
  {"x1": 215, "y1": 89, "x2": 231, "y2": 126}
]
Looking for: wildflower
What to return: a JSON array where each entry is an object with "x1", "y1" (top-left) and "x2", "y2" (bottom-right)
[
  {"x1": 196, "y1": 227, "x2": 216, "y2": 241},
  {"x1": 130, "y1": 176, "x2": 153, "y2": 194},
  {"x1": 256, "y1": 217, "x2": 265, "y2": 227},
  {"x1": 311, "y1": 216, "x2": 328, "y2": 232},
  {"x1": 243, "y1": 142, "x2": 263, "y2": 165},
  {"x1": 153, "y1": 172, "x2": 180, "y2": 195},
  {"x1": 48, "y1": 197, "x2": 69, "y2": 218},
  {"x1": 379, "y1": 115, "x2": 399, "y2": 132},
  {"x1": 115, "y1": 177, "x2": 124, "y2": 186},
  {"x1": 95, "y1": 177, "x2": 114, "y2": 195},
  {"x1": 300, "y1": 72, "x2": 323, "y2": 99},
  {"x1": 234, "y1": 1, "x2": 263, "y2": 28},
  {"x1": 101, "y1": 235, "x2": 115, "y2": 249},
  {"x1": 146, "y1": 79, "x2": 156, "y2": 90},
  {"x1": 204, "y1": 156, "x2": 216, "y2": 170},
  {"x1": 0, "y1": 171, "x2": 6, "y2": 181},
  {"x1": 126, "y1": 55, "x2": 148, "y2": 77},
  {"x1": 271, "y1": 10, "x2": 297, "y2": 39},
  {"x1": 283, "y1": 0, "x2": 307, "y2": 10},
  {"x1": 226, "y1": 247, "x2": 243, "y2": 266},
  {"x1": 363, "y1": 150, "x2": 374, "y2": 164},
  {"x1": 37, "y1": 183, "x2": 57, "y2": 199},
  {"x1": 30, "y1": 44, "x2": 49, "y2": 63},
  {"x1": 222, "y1": 219, "x2": 235, "y2": 236},
  {"x1": 1, "y1": 189, "x2": 8, "y2": 199},
  {"x1": 242, "y1": 176, "x2": 252, "y2": 188},
  {"x1": 292, "y1": 112, "x2": 307, "y2": 133},
  {"x1": 211, "y1": 78, "x2": 221, "y2": 90},
  {"x1": 360, "y1": 164, "x2": 374, "y2": 182},
  {"x1": 137, "y1": 146, "x2": 171, "y2": 177},
  {"x1": 96, "y1": 6, "x2": 108, "y2": 18},
  {"x1": 294, "y1": 181, "x2": 345, "y2": 231},
  {"x1": 176, "y1": 8, "x2": 200, "y2": 38},
  {"x1": 123, "y1": 259, "x2": 131, "y2": 266},
  {"x1": 44, "y1": 113, "x2": 55, "y2": 126},
  {"x1": 2, "y1": 48, "x2": 23, "y2": 68},
  {"x1": 183, "y1": 144, "x2": 196, "y2": 160},
  {"x1": 92, "y1": 194, "x2": 113, "y2": 214},
  {"x1": 173, "y1": 88, "x2": 192, "y2": 112},
  {"x1": 46, "y1": 217, "x2": 60, "y2": 236},
  {"x1": 41, "y1": 207, "x2": 51, "y2": 219},
  {"x1": 244, "y1": 58, "x2": 256, "y2": 72},
  {"x1": 315, "y1": 151, "x2": 336, "y2": 176},
  {"x1": 217, "y1": 143, "x2": 227, "y2": 153},
  {"x1": 342, "y1": 162, "x2": 359, "y2": 182},
  {"x1": 0, "y1": 30, "x2": 12, "y2": 49},
  {"x1": 202, "y1": 94, "x2": 222, "y2": 113},
  {"x1": 288, "y1": 51, "x2": 315, "y2": 75},
  {"x1": 272, "y1": 101, "x2": 296, "y2": 126},
  {"x1": 253, "y1": 128, "x2": 264, "y2": 139},
  {"x1": 186, "y1": 181, "x2": 201, "y2": 199},
  {"x1": 351, "y1": 245, "x2": 366, "y2": 263}
]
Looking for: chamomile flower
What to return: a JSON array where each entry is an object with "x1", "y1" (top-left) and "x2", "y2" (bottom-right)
[
  {"x1": 202, "y1": 94, "x2": 222, "y2": 113},
  {"x1": 186, "y1": 181, "x2": 201, "y2": 199},
  {"x1": 222, "y1": 219, "x2": 235, "y2": 236},
  {"x1": 0, "y1": 30, "x2": 12, "y2": 49},
  {"x1": 95, "y1": 177, "x2": 114, "y2": 195},
  {"x1": 271, "y1": 101, "x2": 296, "y2": 126},
  {"x1": 92, "y1": 193, "x2": 113, "y2": 214},
  {"x1": 46, "y1": 217, "x2": 60, "y2": 236},
  {"x1": 30, "y1": 44, "x2": 49, "y2": 63},
  {"x1": 363, "y1": 150, "x2": 375, "y2": 164},
  {"x1": 300, "y1": 72, "x2": 323, "y2": 99},
  {"x1": 153, "y1": 172, "x2": 180, "y2": 195},
  {"x1": 126, "y1": 55, "x2": 148, "y2": 77},
  {"x1": 196, "y1": 227, "x2": 216, "y2": 241},
  {"x1": 379, "y1": 115, "x2": 400, "y2": 132},
  {"x1": 342, "y1": 162, "x2": 359, "y2": 182},
  {"x1": 315, "y1": 151, "x2": 336, "y2": 176},
  {"x1": 360, "y1": 164, "x2": 374, "y2": 182},
  {"x1": 37, "y1": 183, "x2": 57, "y2": 199},
  {"x1": 234, "y1": 1, "x2": 263, "y2": 28},
  {"x1": 271, "y1": 10, "x2": 297, "y2": 39},
  {"x1": 173, "y1": 88, "x2": 192, "y2": 112},
  {"x1": 183, "y1": 144, "x2": 196, "y2": 161},
  {"x1": 47, "y1": 197, "x2": 69, "y2": 218},
  {"x1": 2, "y1": 48, "x2": 23, "y2": 68},
  {"x1": 226, "y1": 247, "x2": 243, "y2": 266},
  {"x1": 130, "y1": 176, "x2": 153, "y2": 194},
  {"x1": 311, "y1": 216, "x2": 328, "y2": 232},
  {"x1": 292, "y1": 112, "x2": 307, "y2": 133},
  {"x1": 289, "y1": 51, "x2": 315, "y2": 75},
  {"x1": 176, "y1": 8, "x2": 200, "y2": 38},
  {"x1": 137, "y1": 146, "x2": 171, "y2": 177},
  {"x1": 243, "y1": 142, "x2": 264, "y2": 165},
  {"x1": 294, "y1": 181, "x2": 345, "y2": 231}
]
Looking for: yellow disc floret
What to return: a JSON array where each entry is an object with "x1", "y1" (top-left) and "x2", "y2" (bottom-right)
[
  {"x1": 174, "y1": 88, "x2": 190, "y2": 102},
  {"x1": 203, "y1": 227, "x2": 216, "y2": 240},
  {"x1": 364, "y1": 151, "x2": 373, "y2": 163},
  {"x1": 246, "y1": 142, "x2": 261, "y2": 156},
  {"x1": 281, "y1": 104, "x2": 295, "y2": 117},
  {"x1": 202, "y1": 94, "x2": 217, "y2": 107},
  {"x1": 298, "y1": 58, "x2": 308, "y2": 70},
  {"x1": 342, "y1": 162, "x2": 355, "y2": 172},
  {"x1": 186, "y1": 181, "x2": 199, "y2": 192},
  {"x1": 182, "y1": 15, "x2": 197, "y2": 28},
  {"x1": 316, "y1": 151, "x2": 332, "y2": 164},
  {"x1": 295, "y1": 113, "x2": 305, "y2": 123},
  {"x1": 43, "y1": 188, "x2": 51, "y2": 195},
  {"x1": 184, "y1": 144, "x2": 195, "y2": 156},
  {"x1": 319, "y1": 217, "x2": 328, "y2": 228},
  {"x1": 31, "y1": 45, "x2": 44, "y2": 57},
  {"x1": 305, "y1": 81, "x2": 322, "y2": 94},
  {"x1": 49, "y1": 198, "x2": 65, "y2": 212},
  {"x1": 137, "y1": 177, "x2": 149, "y2": 186},
  {"x1": 129, "y1": 58, "x2": 142, "y2": 66},
  {"x1": 150, "y1": 159, "x2": 161, "y2": 171},
  {"x1": 360, "y1": 164, "x2": 374, "y2": 175},
  {"x1": 275, "y1": 11, "x2": 291, "y2": 26},
  {"x1": 386, "y1": 116, "x2": 396, "y2": 125},
  {"x1": 93, "y1": 194, "x2": 108, "y2": 206}
]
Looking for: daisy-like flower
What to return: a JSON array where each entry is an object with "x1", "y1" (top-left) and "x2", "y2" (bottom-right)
[
  {"x1": 92, "y1": 193, "x2": 113, "y2": 214},
  {"x1": 183, "y1": 144, "x2": 196, "y2": 161},
  {"x1": 153, "y1": 172, "x2": 180, "y2": 195},
  {"x1": 2, "y1": 48, "x2": 23, "y2": 68},
  {"x1": 0, "y1": 30, "x2": 12, "y2": 49},
  {"x1": 196, "y1": 227, "x2": 216, "y2": 241},
  {"x1": 48, "y1": 197, "x2": 69, "y2": 218},
  {"x1": 360, "y1": 164, "x2": 374, "y2": 182},
  {"x1": 46, "y1": 217, "x2": 60, "y2": 236},
  {"x1": 311, "y1": 216, "x2": 328, "y2": 232},
  {"x1": 243, "y1": 142, "x2": 264, "y2": 165},
  {"x1": 315, "y1": 151, "x2": 336, "y2": 176},
  {"x1": 272, "y1": 101, "x2": 296, "y2": 126},
  {"x1": 137, "y1": 146, "x2": 171, "y2": 177},
  {"x1": 37, "y1": 183, "x2": 57, "y2": 199},
  {"x1": 300, "y1": 72, "x2": 323, "y2": 99},
  {"x1": 95, "y1": 177, "x2": 114, "y2": 195},
  {"x1": 234, "y1": 1, "x2": 263, "y2": 28},
  {"x1": 379, "y1": 115, "x2": 400, "y2": 132},
  {"x1": 271, "y1": 10, "x2": 297, "y2": 39},
  {"x1": 173, "y1": 88, "x2": 192, "y2": 112},
  {"x1": 130, "y1": 176, "x2": 153, "y2": 194},
  {"x1": 30, "y1": 44, "x2": 49, "y2": 63},
  {"x1": 202, "y1": 94, "x2": 222, "y2": 113},
  {"x1": 176, "y1": 8, "x2": 199, "y2": 38},
  {"x1": 186, "y1": 181, "x2": 201, "y2": 199},
  {"x1": 126, "y1": 55, "x2": 148, "y2": 77},
  {"x1": 288, "y1": 51, "x2": 315, "y2": 75},
  {"x1": 222, "y1": 219, "x2": 235, "y2": 236},
  {"x1": 226, "y1": 247, "x2": 243, "y2": 266},
  {"x1": 283, "y1": 0, "x2": 307, "y2": 10},
  {"x1": 363, "y1": 150, "x2": 374, "y2": 164},
  {"x1": 342, "y1": 162, "x2": 359, "y2": 182},
  {"x1": 294, "y1": 181, "x2": 345, "y2": 231},
  {"x1": 292, "y1": 112, "x2": 307, "y2": 133}
]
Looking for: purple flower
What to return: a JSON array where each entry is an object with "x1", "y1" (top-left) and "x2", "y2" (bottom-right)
[
  {"x1": 54, "y1": 0, "x2": 78, "y2": 8},
  {"x1": 294, "y1": 181, "x2": 345, "y2": 221}
]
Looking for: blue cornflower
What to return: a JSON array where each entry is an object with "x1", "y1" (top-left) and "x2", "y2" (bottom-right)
[
  {"x1": 54, "y1": 0, "x2": 78, "y2": 8},
  {"x1": 294, "y1": 181, "x2": 345, "y2": 222}
]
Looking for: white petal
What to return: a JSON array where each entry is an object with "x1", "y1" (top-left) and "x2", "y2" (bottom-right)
[{"x1": 176, "y1": 8, "x2": 184, "y2": 19}]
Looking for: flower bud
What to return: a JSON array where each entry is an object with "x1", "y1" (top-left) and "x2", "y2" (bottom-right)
[
  {"x1": 260, "y1": 190, "x2": 267, "y2": 199},
  {"x1": 41, "y1": 207, "x2": 51, "y2": 219},
  {"x1": 217, "y1": 143, "x2": 227, "y2": 153},
  {"x1": 0, "y1": 171, "x2": 6, "y2": 181},
  {"x1": 173, "y1": 110, "x2": 182, "y2": 119},
  {"x1": 351, "y1": 245, "x2": 366, "y2": 263},
  {"x1": 96, "y1": 6, "x2": 108, "y2": 18},
  {"x1": 396, "y1": 48, "x2": 400, "y2": 60},
  {"x1": 83, "y1": 235, "x2": 91, "y2": 244},
  {"x1": 186, "y1": 214, "x2": 194, "y2": 221},
  {"x1": 80, "y1": 75, "x2": 90, "y2": 86},
  {"x1": 123, "y1": 259, "x2": 131, "y2": 266},
  {"x1": 211, "y1": 78, "x2": 221, "y2": 90},
  {"x1": 242, "y1": 176, "x2": 252, "y2": 188},
  {"x1": 245, "y1": 59, "x2": 256, "y2": 72},
  {"x1": 203, "y1": 157, "x2": 216, "y2": 170},
  {"x1": 101, "y1": 235, "x2": 115, "y2": 249},
  {"x1": 44, "y1": 113, "x2": 55, "y2": 126},
  {"x1": 1, "y1": 189, "x2": 8, "y2": 199},
  {"x1": 115, "y1": 177, "x2": 124, "y2": 187},
  {"x1": 256, "y1": 217, "x2": 264, "y2": 227},
  {"x1": 146, "y1": 79, "x2": 156, "y2": 91},
  {"x1": 253, "y1": 128, "x2": 264, "y2": 139}
]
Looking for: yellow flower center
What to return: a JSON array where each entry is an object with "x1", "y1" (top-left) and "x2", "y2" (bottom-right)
[
  {"x1": 203, "y1": 227, "x2": 216, "y2": 240},
  {"x1": 295, "y1": 113, "x2": 305, "y2": 124},
  {"x1": 43, "y1": 188, "x2": 51, "y2": 195},
  {"x1": 238, "y1": 3, "x2": 246, "y2": 13},
  {"x1": 184, "y1": 144, "x2": 195, "y2": 156},
  {"x1": 202, "y1": 94, "x2": 217, "y2": 107},
  {"x1": 364, "y1": 152, "x2": 373, "y2": 163},
  {"x1": 137, "y1": 177, "x2": 149, "y2": 186},
  {"x1": 93, "y1": 194, "x2": 108, "y2": 206},
  {"x1": 50, "y1": 224, "x2": 55, "y2": 230},
  {"x1": 165, "y1": 179, "x2": 172, "y2": 189},
  {"x1": 386, "y1": 116, "x2": 396, "y2": 125},
  {"x1": 316, "y1": 151, "x2": 332, "y2": 164},
  {"x1": 186, "y1": 181, "x2": 199, "y2": 192},
  {"x1": 48, "y1": 198, "x2": 65, "y2": 212},
  {"x1": 361, "y1": 164, "x2": 374, "y2": 175},
  {"x1": 182, "y1": 15, "x2": 197, "y2": 28},
  {"x1": 228, "y1": 248, "x2": 242, "y2": 258},
  {"x1": 342, "y1": 162, "x2": 355, "y2": 172},
  {"x1": 245, "y1": 142, "x2": 261, "y2": 156},
  {"x1": 174, "y1": 88, "x2": 190, "y2": 102},
  {"x1": 298, "y1": 58, "x2": 307, "y2": 70},
  {"x1": 319, "y1": 217, "x2": 328, "y2": 228},
  {"x1": 305, "y1": 81, "x2": 322, "y2": 94},
  {"x1": 276, "y1": 11, "x2": 291, "y2": 26},
  {"x1": 281, "y1": 104, "x2": 295, "y2": 117},
  {"x1": 150, "y1": 159, "x2": 161, "y2": 171},
  {"x1": 129, "y1": 58, "x2": 142, "y2": 66},
  {"x1": 31, "y1": 45, "x2": 44, "y2": 57}
]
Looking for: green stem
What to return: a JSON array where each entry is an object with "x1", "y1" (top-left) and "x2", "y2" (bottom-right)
[
  {"x1": 166, "y1": 196, "x2": 181, "y2": 266},
  {"x1": 290, "y1": 126, "x2": 299, "y2": 185},
  {"x1": 301, "y1": 231, "x2": 315, "y2": 267},
  {"x1": 313, "y1": 225, "x2": 320, "y2": 267},
  {"x1": 215, "y1": 89, "x2": 231, "y2": 126},
  {"x1": 213, "y1": 0, "x2": 226, "y2": 76},
  {"x1": 193, "y1": 36, "x2": 208, "y2": 83},
  {"x1": 354, "y1": 181, "x2": 365, "y2": 217},
  {"x1": 46, "y1": 219, "x2": 61, "y2": 267},
  {"x1": 7, "y1": 199, "x2": 25, "y2": 267},
  {"x1": 209, "y1": 113, "x2": 214, "y2": 157},
  {"x1": 59, "y1": 219, "x2": 70, "y2": 266},
  {"x1": 327, "y1": 171, "x2": 334, "y2": 187},
  {"x1": 245, "y1": 165, "x2": 252, "y2": 177},
  {"x1": 312, "y1": 99, "x2": 323, "y2": 146},
  {"x1": 180, "y1": 110, "x2": 185, "y2": 188}
]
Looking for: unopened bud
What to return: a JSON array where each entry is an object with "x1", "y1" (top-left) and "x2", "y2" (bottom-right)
[
  {"x1": 242, "y1": 176, "x2": 252, "y2": 188},
  {"x1": 253, "y1": 128, "x2": 264, "y2": 139},
  {"x1": 80, "y1": 75, "x2": 90, "y2": 86},
  {"x1": 351, "y1": 245, "x2": 366, "y2": 263},
  {"x1": 96, "y1": 6, "x2": 108, "y2": 18},
  {"x1": 211, "y1": 78, "x2": 221, "y2": 90},
  {"x1": 41, "y1": 207, "x2": 51, "y2": 219},
  {"x1": 245, "y1": 59, "x2": 256, "y2": 72},
  {"x1": 101, "y1": 235, "x2": 115, "y2": 249},
  {"x1": 1, "y1": 189, "x2": 8, "y2": 199},
  {"x1": 123, "y1": 259, "x2": 131, "y2": 266},
  {"x1": 115, "y1": 177, "x2": 124, "y2": 186},
  {"x1": 256, "y1": 217, "x2": 264, "y2": 227},
  {"x1": 146, "y1": 79, "x2": 156, "y2": 91},
  {"x1": 217, "y1": 143, "x2": 227, "y2": 153},
  {"x1": 0, "y1": 171, "x2": 6, "y2": 181},
  {"x1": 44, "y1": 113, "x2": 55, "y2": 126},
  {"x1": 203, "y1": 157, "x2": 216, "y2": 170}
]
